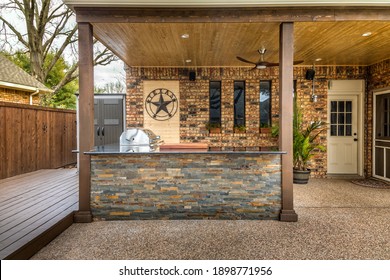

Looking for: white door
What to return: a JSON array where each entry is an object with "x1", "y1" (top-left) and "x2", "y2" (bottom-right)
[{"x1": 327, "y1": 95, "x2": 359, "y2": 174}]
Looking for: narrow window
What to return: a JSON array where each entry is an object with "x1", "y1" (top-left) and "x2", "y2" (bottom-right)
[
  {"x1": 260, "y1": 81, "x2": 272, "y2": 127},
  {"x1": 209, "y1": 81, "x2": 221, "y2": 125},
  {"x1": 234, "y1": 81, "x2": 245, "y2": 127}
]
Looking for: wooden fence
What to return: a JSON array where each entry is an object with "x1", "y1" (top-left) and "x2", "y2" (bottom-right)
[{"x1": 0, "y1": 102, "x2": 77, "y2": 179}]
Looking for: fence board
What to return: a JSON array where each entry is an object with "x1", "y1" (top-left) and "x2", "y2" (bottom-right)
[
  {"x1": 0, "y1": 102, "x2": 77, "y2": 179},
  {"x1": 21, "y1": 108, "x2": 37, "y2": 173},
  {"x1": 0, "y1": 107, "x2": 5, "y2": 179}
]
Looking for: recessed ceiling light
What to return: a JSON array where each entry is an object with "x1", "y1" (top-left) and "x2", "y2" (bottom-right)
[
  {"x1": 315, "y1": 58, "x2": 322, "y2": 62},
  {"x1": 181, "y1": 34, "x2": 190, "y2": 39},
  {"x1": 362, "y1": 32, "x2": 372, "y2": 37},
  {"x1": 185, "y1": 59, "x2": 192, "y2": 63}
]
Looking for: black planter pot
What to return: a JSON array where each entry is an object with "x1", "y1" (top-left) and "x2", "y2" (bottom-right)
[{"x1": 293, "y1": 169, "x2": 311, "y2": 184}]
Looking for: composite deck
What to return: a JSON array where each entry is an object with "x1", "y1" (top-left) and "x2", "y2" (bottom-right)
[{"x1": 0, "y1": 168, "x2": 78, "y2": 259}]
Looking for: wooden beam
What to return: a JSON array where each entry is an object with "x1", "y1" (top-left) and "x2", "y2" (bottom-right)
[
  {"x1": 74, "y1": 22, "x2": 93, "y2": 223},
  {"x1": 75, "y1": 7, "x2": 390, "y2": 23},
  {"x1": 279, "y1": 22, "x2": 298, "y2": 222}
]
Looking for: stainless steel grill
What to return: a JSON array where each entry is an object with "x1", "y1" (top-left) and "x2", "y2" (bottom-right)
[{"x1": 119, "y1": 128, "x2": 163, "y2": 152}]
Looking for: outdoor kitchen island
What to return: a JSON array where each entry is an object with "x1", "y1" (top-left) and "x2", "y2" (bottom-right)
[{"x1": 87, "y1": 144, "x2": 285, "y2": 220}]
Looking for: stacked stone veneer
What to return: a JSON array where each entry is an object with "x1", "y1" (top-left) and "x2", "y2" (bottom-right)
[
  {"x1": 126, "y1": 65, "x2": 372, "y2": 178},
  {"x1": 91, "y1": 153, "x2": 282, "y2": 220}
]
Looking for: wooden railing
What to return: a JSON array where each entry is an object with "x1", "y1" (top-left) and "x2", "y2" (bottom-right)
[{"x1": 0, "y1": 102, "x2": 77, "y2": 179}]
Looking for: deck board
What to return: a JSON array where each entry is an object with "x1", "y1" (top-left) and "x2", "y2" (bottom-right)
[{"x1": 0, "y1": 169, "x2": 78, "y2": 259}]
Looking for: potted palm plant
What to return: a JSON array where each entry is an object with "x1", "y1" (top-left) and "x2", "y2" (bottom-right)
[
  {"x1": 292, "y1": 103, "x2": 327, "y2": 184},
  {"x1": 272, "y1": 102, "x2": 327, "y2": 184}
]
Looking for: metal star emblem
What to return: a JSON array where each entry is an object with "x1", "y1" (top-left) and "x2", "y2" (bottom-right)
[{"x1": 151, "y1": 93, "x2": 173, "y2": 115}]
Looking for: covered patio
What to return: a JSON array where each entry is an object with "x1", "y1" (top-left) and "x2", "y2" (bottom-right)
[{"x1": 65, "y1": 0, "x2": 390, "y2": 223}]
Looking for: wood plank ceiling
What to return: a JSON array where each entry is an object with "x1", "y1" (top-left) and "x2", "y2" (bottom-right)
[{"x1": 92, "y1": 21, "x2": 390, "y2": 67}]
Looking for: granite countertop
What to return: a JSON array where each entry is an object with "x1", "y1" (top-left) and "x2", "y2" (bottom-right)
[{"x1": 85, "y1": 144, "x2": 286, "y2": 155}]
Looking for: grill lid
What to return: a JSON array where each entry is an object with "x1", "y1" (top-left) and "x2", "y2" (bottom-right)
[{"x1": 119, "y1": 128, "x2": 162, "y2": 147}]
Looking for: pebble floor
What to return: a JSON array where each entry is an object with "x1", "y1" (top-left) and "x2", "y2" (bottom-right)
[{"x1": 31, "y1": 179, "x2": 390, "y2": 260}]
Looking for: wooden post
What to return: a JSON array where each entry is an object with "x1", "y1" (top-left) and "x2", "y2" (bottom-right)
[
  {"x1": 74, "y1": 22, "x2": 94, "y2": 223},
  {"x1": 279, "y1": 22, "x2": 298, "y2": 222}
]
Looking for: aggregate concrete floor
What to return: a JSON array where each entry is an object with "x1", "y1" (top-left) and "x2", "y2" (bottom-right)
[{"x1": 31, "y1": 179, "x2": 390, "y2": 260}]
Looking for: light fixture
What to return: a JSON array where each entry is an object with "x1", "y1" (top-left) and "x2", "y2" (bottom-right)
[
  {"x1": 315, "y1": 58, "x2": 322, "y2": 62},
  {"x1": 256, "y1": 65, "x2": 266, "y2": 69},
  {"x1": 185, "y1": 59, "x2": 192, "y2": 63},
  {"x1": 311, "y1": 94, "x2": 318, "y2": 103},
  {"x1": 181, "y1": 33, "x2": 190, "y2": 39},
  {"x1": 362, "y1": 32, "x2": 372, "y2": 37}
]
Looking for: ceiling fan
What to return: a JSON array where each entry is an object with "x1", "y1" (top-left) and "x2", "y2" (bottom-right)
[{"x1": 236, "y1": 48, "x2": 304, "y2": 69}]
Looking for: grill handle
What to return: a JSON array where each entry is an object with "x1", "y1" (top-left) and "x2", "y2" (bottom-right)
[{"x1": 97, "y1": 127, "x2": 100, "y2": 136}]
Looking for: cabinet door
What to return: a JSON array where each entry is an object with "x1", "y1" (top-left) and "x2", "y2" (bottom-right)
[
  {"x1": 94, "y1": 98, "x2": 103, "y2": 146},
  {"x1": 94, "y1": 97, "x2": 124, "y2": 146},
  {"x1": 101, "y1": 98, "x2": 123, "y2": 145}
]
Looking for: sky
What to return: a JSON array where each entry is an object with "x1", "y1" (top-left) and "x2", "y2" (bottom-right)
[{"x1": 94, "y1": 60, "x2": 126, "y2": 89}]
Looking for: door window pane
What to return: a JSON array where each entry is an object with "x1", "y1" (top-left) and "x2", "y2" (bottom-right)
[
  {"x1": 338, "y1": 125, "x2": 345, "y2": 136},
  {"x1": 338, "y1": 101, "x2": 344, "y2": 112},
  {"x1": 331, "y1": 125, "x2": 337, "y2": 136},
  {"x1": 346, "y1": 113, "x2": 352, "y2": 124},
  {"x1": 331, "y1": 100, "x2": 353, "y2": 137},
  {"x1": 331, "y1": 101, "x2": 337, "y2": 112},
  {"x1": 338, "y1": 113, "x2": 344, "y2": 124},
  {"x1": 346, "y1": 125, "x2": 352, "y2": 136},
  {"x1": 331, "y1": 113, "x2": 337, "y2": 124},
  {"x1": 346, "y1": 101, "x2": 352, "y2": 112}
]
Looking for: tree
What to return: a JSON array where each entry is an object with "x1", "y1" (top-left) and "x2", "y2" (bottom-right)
[
  {"x1": 2, "y1": 50, "x2": 78, "y2": 108},
  {"x1": 0, "y1": 0, "x2": 117, "y2": 107},
  {"x1": 94, "y1": 79, "x2": 126, "y2": 94}
]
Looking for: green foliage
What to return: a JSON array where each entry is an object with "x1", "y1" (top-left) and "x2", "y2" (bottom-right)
[
  {"x1": 4, "y1": 51, "x2": 77, "y2": 109},
  {"x1": 293, "y1": 102, "x2": 327, "y2": 170},
  {"x1": 234, "y1": 124, "x2": 246, "y2": 132},
  {"x1": 205, "y1": 122, "x2": 221, "y2": 129},
  {"x1": 271, "y1": 101, "x2": 327, "y2": 170}
]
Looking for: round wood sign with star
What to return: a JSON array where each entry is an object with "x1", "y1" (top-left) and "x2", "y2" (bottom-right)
[{"x1": 145, "y1": 88, "x2": 178, "y2": 121}]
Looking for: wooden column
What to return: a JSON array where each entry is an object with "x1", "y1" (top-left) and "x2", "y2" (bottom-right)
[
  {"x1": 279, "y1": 22, "x2": 298, "y2": 222},
  {"x1": 74, "y1": 22, "x2": 94, "y2": 223}
]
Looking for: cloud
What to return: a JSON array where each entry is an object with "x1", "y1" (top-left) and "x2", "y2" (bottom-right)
[{"x1": 94, "y1": 60, "x2": 125, "y2": 87}]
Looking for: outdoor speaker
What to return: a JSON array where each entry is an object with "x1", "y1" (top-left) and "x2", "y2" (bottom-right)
[
  {"x1": 189, "y1": 71, "x2": 196, "y2": 81},
  {"x1": 305, "y1": 69, "x2": 315, "y2": 80}
]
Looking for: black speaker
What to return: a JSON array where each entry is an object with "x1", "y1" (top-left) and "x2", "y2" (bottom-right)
[
  {"x1": 189, "y1": 71, "x2": 196, "y2": 81},
  {"x1": 305, "y1": 69, "x2": 315, "y2": 80}
]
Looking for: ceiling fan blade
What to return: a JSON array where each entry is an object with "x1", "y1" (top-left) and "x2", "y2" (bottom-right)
[
  {"x1": 236, "y1": 56, "x2": 257, "y2": 65},
  {"x1": 293, "y1": 60, "x2": 304, "y2": 65},
  {"x1": 264, "y1": 62, "x2": 279, "y2": 67}
]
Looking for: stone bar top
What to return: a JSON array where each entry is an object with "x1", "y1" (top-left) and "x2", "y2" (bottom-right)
[{"x1": 86, "y1": 144, "x2": 286, "y2": 155}]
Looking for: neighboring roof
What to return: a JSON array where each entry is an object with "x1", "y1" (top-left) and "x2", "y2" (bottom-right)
[
  {"x1": 63, "y1": 0, "x2": 390, "y2": 8},
  {"x1": 0, "y1": 54, "x2": 52, "y2": 93}
]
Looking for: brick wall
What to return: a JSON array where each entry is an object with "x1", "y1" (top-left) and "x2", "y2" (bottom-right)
[
  {"x1": 0, "y1": 87, "x2": 40, "y2": 105},
  {"x1": 126, "y1": 65, "x2": 370, "y2": 178}
]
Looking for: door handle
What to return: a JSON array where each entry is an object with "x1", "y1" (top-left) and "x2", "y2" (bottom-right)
[
  {"x1": 102, "y1": 127, "x2": 105, "y2": 136},
  {"x1": 97, "y1": 127, "x2": 100, "y2": 136}
]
